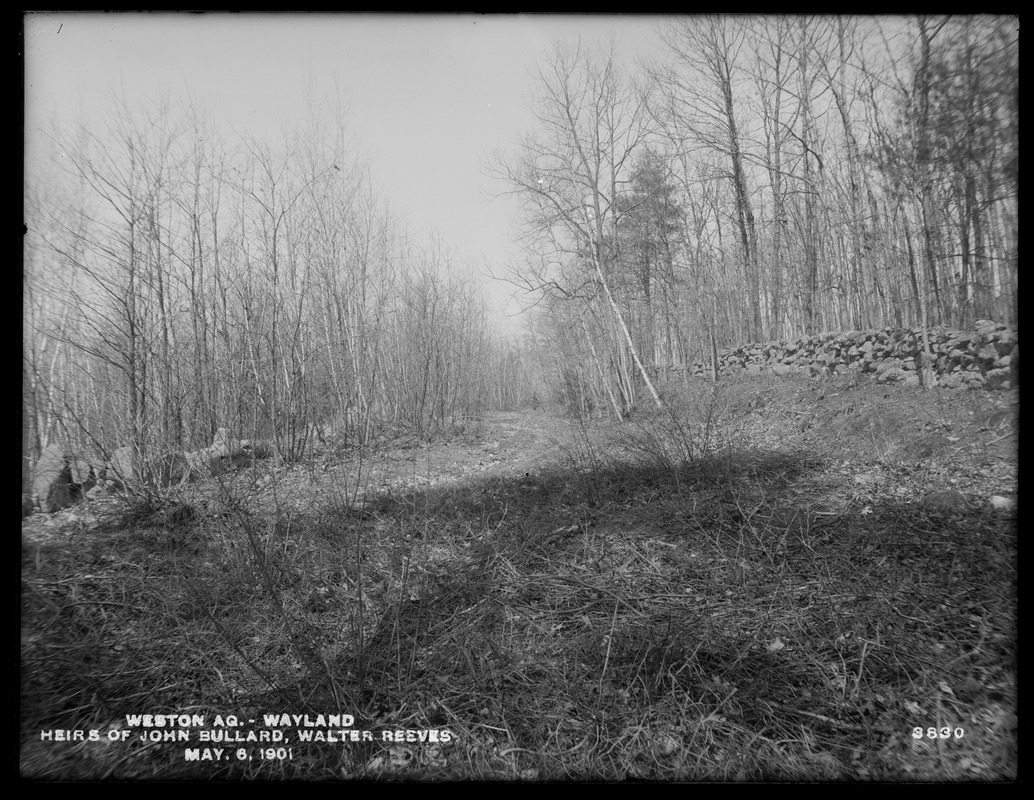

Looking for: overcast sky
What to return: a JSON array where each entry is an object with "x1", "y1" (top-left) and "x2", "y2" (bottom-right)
[{"x1": 24, "y1": 12, "x2": 668, "y2": 329}]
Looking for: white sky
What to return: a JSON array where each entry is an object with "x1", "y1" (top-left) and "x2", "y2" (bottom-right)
[{"x1": 24, "y1": 12, "x2": 668, "y2": 331}]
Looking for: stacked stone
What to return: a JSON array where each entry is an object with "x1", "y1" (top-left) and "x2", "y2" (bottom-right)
[{"x1": 685, "y1": 320, "x2": 1017, "y2": 389}]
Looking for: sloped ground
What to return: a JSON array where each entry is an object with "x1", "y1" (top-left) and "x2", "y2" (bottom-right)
[{"x1": 21, "y1": 373, "x2": 1016, "y2": 780}]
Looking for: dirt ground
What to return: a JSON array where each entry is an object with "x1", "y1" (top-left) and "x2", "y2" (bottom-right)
[
  {"x1": 20, "y1": 377, "x2": 1018, "y2": 781},
  {"x1": 22, "y1": 378, "x2": 1018, "y2": 539},
  {"x1": 21, "y1": 411, "x2": 582, "y2": 539}
]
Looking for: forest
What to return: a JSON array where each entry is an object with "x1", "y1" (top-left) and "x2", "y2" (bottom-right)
[
  {"x1": 24, "y1": 16, "x2": 1017, "y2": 463},
  {"x1": 492, "y1": 16, "x2": 1017, "y2": 416}
]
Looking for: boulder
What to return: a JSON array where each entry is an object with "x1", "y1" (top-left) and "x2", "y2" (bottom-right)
[
  {"x1": 206, "y1": 428, "x2": 246, "y2": 475},
  {"x1": 984, "y1": 368, "x2": 1012, "y2": 390},
  {"x1": 109, "y1": 446, "x2": 178, "y2": 488},
  {"x1": 875, "y1": 358, "x2": 903, "y2": 376},
  {"x1": 923, "y1": 490, "x2": 969, "y2": 513},
  {"x1": 175, "y1": 428, "x2": 251, "y2": 478},
  {"x1": 995, "y1": 329, "x2": 1018, "y2": 355},
  {"x1": 67, "y1": 453, "x2": 98, "y2": 495},
  {"x1": 876, "y1": 367, "x2": 905, "y2": 384},
  {"x1": 86, "y1": 484, "x2": 109, "y2": 500},
  {"x1": 974, "y1": 319, "x2": 997, "y2": 337},
  {"x1": 99, "y1": 428, "x2": 252, "y2": 492},
  {"x1": 989, "y1": 495, "x2": 1015, "y2": 512},
  {"x1": 32, "y1": 443, "x2": 74, "y2": 513},
  {"x1": 977, "y1": 343, "x2": 999, "y2": 367},
  {"x1": 210, "y1": 427, "x2": 243, "y2": 457},
  {"x1": 108, "y1": 446, "x2": 140, "y2": 488}
]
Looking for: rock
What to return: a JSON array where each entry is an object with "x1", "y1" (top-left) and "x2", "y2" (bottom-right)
[
  {"x1": 989, "y1": 495, "x2": 1015, "y2": 512},
  {"x1": 923, "y1": 490, "x2": 968, "y2": 513},
  {"x1": 875, "y1": 358, "x2": 902, "y2": 375},
  {"x1": 995, "y1": 330, "x2": 1018, "y2": 355},
  {"x1": 984, "y1": 368, "x2": 1012, "y2": 389},
  {"x1": 67, "y1": 454, "x2": 94, "y2": 485},
  {"x1": 682, "y1": 322, "x2": 1016, "y2": 388},
  {"x1": 974, "y1": 319, "x2": 997, "y2": 337},
  {"x1": 211, "y1": 427, "x2": 243, "y2": 457},
  {"x1": 98, "y1": 428, "x2": 253, "y2": 493},
  {"x1": 108, "y1": 446, "x2": 140, "y2": 488},
  {"x1": 876, "y1": 367, "x2": 905, "y2": 384},
  {"x1": 108, "y1": 445, "x2": 183, "y2": 488},
  {"x1": 32, "y1": 443, "x2": 74, "y2": 513},
  {"x1": 977, "y1": 343, "x2": 999, "y2": 366},
  {"x1": 207, "y1": 428, "x2": 247, "y2": 474},
  {"x1": 175, "y1": 428, "x2": 251, "y2": 478}
]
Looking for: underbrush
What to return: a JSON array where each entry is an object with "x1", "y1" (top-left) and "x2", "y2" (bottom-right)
[{"x1": 21, "y1": 377, "x2": 1017, "y2": 780}]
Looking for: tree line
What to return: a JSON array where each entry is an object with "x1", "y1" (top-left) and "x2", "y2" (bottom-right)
[{"x1": 24, "y1": 98, "x2": 531, "y2": 470}]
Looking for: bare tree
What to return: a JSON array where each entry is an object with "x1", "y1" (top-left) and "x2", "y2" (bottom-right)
[
  {"x1": 490, "y1": 40, "x2": 664, "y2": 416},
  {"x1": 658, "y1": 17, "x2": 765, "y2": 342}
]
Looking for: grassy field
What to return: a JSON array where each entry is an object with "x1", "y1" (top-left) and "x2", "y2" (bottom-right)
[{"x1": 20, "y1": 372, "x2": 1017, "y2": 780}]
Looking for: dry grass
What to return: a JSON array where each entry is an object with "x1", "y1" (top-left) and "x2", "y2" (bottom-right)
[{"x1": 21, "y1": 374, "x2": 1017, "y2": 780}]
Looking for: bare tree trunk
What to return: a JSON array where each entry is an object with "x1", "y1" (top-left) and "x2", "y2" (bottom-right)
[
  {"x1": 591, "y1": 242, "x2": 664, "y2": 412},
  {"x1": 580, "y1": 315, "x2": 623, "y2": 420}
]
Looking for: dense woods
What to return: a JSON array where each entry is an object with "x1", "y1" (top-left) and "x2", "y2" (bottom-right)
[
  {"x1": 24, "y1": 103, "x2": 519, "y2": 470},
  {"x1": 495, "y1": 16, "x2": 1017, "y2": 417},
  {"x1": 24, "y1": 15, "x2": 1018, "y2": 473}
]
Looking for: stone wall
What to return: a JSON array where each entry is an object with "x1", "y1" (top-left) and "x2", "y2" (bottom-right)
[
  {"x1": 676, "y1": 320, "x2": 1017, "y2": 389},
  {"x1": 26, "y1": 428, "x2": 258, "y2": 515},
  {"x1": 106, "y1": 428, "x2": 249, "y2": 491}
]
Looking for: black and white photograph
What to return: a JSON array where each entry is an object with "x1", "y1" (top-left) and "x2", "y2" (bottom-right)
[{"x1": 21, "y1": 12, "x2": 1017, "y2": 781}]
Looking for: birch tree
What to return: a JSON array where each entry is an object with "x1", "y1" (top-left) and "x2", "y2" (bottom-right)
[{"x1": 491, "y1": 40, "x2": 664, "y2": 416}]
